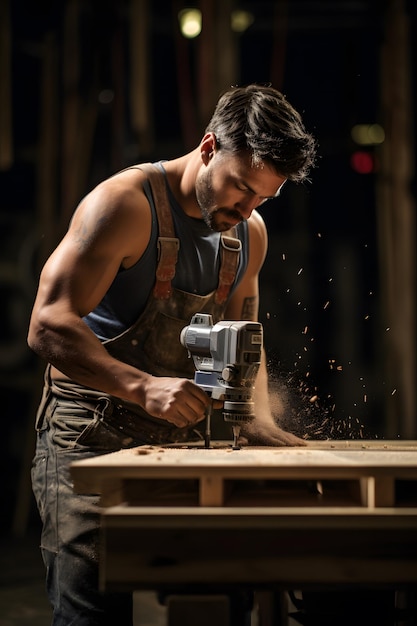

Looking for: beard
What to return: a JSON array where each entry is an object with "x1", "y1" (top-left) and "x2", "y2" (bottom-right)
[{"x1": 195, "y1": 167, "x2": 242, "y2": 232}]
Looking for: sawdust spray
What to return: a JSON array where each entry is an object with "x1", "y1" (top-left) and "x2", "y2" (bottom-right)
[{"x1": 267, "y1": 360, "x2": 371, "y2": 440}]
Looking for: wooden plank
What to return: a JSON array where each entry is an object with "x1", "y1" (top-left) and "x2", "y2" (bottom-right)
[
  {"x1": 102, "y1": 505, "x2": 417, "y2": 528},
  {"x1": 99, "y1": 506, "x2": 417, "y2": 590},
  {"x1": 71, "y1": 443, "x2": 417, "y2": 511},
  {"x1": 102, "y1": 554, "x2": 417, "y2": 590},
  {"x1": 71, "y1": 441, "x2": 417, "y2": 479},
  {"x1": 101, "y1": 553, "x2": 417, "y2": 590}
]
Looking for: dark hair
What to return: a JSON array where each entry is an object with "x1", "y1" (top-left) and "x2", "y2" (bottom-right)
[{"x1": 205, "y1": 84, "x2": 317, "y2": 182}]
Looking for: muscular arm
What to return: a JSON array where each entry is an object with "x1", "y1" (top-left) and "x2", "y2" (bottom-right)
[
  {"x1": 225, "y1": 210, "x2": 305, "y2": 446},
  {"x1": 28, "y1": 172, "x2": 210, "y2": 428}
]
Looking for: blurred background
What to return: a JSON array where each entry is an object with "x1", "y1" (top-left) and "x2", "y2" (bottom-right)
[{"x1": 0, "y1": 0, "x2": 416, "y2": 536}]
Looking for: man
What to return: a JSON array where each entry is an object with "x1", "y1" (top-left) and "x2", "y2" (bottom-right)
[{"x1": 28, "y1": 84, "x2": 316, "y2": 625}]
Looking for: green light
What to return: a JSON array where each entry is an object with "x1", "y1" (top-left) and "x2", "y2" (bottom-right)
[{"x1": 351, "y1": 124, "x2": 385, "y2": 146}]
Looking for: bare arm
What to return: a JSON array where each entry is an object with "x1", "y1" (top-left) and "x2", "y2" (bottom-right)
[
  {"x1": 225, "y1": 210, "x2": 305, "y2": 446},
  {"x1": 28, "y1": 172, "x2": 210, "y2": 428}
]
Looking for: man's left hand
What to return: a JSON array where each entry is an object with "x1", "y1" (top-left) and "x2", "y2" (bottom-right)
[{"x1": 240, "y1": 420, "x2": 306, "y2": 447}]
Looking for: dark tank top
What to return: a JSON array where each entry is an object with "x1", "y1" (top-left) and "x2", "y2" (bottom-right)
[{"x1": 84, "y1": 162, "x2": 249, "y2": 341}]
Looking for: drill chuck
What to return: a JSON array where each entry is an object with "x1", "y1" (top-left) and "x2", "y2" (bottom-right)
[{"x1": 223, "y1": 400, "x2": 255, "y2": 423}]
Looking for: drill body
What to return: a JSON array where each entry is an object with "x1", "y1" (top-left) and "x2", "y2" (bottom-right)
[{"x1": 180, "y1": 313, "x2": 263, "y2": 447}]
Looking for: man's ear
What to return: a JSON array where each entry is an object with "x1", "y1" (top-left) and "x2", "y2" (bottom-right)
[{"x1": 200, "y1": 132, "x2": 217, "y2": 163}]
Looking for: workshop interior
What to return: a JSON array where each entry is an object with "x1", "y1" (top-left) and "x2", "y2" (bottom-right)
[{"x1": 0, "y1": 1, "x2": 416, "y2": 625}]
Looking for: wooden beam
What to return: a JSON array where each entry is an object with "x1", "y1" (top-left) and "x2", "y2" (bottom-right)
[
  {"x1": 0, "y1": 0, "x2": 13, "y2": 170},
  {"x1": 377, "y1": 0, "x2": 416, "y2": 438},
  {"x1": 129, "y1": 0, "x2": 154, "y2": 155}
]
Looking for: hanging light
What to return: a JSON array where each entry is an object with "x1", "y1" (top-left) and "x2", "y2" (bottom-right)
[
  {"x1": 178, "y1": 8, "x2": 202, "y2": 39},
  {"x1": 231, "y1": 10, "x2": 254, "y2": 33}
]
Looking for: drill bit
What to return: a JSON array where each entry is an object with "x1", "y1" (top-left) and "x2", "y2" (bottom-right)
[
  {"x1": 232, "y1": 424, "x2": 241, "y2": 450},
  {"x1": 204, "y1": 401, "x2": 213, "y2": 448}
]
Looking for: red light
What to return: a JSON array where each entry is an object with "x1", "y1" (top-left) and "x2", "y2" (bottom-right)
[{"x1": 350, "y1": 151, "x2": 374, "y2": 174}]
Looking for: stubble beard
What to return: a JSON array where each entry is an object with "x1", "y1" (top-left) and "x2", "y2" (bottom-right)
[
  {"x1": 195, "y1": 168, "x2": 218, "y2": 230},
  {"x1": 195, "y1": 168, "x2": 241, "y2": 233}
]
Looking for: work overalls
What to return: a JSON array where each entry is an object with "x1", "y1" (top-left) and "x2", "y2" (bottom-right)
[{"x1": 31, "y1": 164, "x2": 243, "y2": 625}]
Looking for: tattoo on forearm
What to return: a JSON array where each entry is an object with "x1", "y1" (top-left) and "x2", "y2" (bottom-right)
[{"x1": 241, "y1": 297, "x2": 256, "y2": 320}]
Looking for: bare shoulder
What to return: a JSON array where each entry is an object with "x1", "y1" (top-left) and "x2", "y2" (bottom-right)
[
  {"x1": 79, "y1": 167, "x2": 151, "y2": 228},
  {"x1": 247, "y1": 209, "x2": 268, "y2": 267},
  {"x1": 69, "y1": 167, "x2": 152, "y2": 267},
  {"x1": 247, "y1": 208, "x2": 267, "y2": 235}
]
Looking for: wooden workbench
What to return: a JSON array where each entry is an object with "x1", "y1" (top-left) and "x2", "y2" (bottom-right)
[{"x1": 70, "y1": 440, "x2": 417, "y2": 592}]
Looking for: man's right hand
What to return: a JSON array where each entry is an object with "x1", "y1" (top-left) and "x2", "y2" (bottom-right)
[{"x1": 142, "y1": 376, "x2": 211, "y2": 428}]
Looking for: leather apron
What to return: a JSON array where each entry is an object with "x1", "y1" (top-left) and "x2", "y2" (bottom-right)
[{"x1": 37, "y1": 164, "x2": 243, "y2": 447}]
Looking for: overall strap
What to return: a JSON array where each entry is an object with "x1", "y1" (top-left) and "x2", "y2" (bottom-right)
[
  {"x1": 139, "y1": 163, "x2": 180, "y2": 300},
  {"x1": 139, "y1": 163, "x2": 242, "y2": 305},
  {"x1": 215, "y1": 229, "x2": 242, "y2": 304}
]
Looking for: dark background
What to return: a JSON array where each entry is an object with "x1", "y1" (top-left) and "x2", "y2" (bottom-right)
[{"x1": 1, "y1": 0, "x2": 416, "y2": 535}]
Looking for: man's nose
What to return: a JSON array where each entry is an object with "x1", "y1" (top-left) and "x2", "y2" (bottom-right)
[{"x1": 235, "y1": 196, "x2": 261, "y2": 219}]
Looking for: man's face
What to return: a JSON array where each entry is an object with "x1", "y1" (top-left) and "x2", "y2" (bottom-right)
[{"x1": 195, "y1": 152, "x2": 287, "y2": 232}]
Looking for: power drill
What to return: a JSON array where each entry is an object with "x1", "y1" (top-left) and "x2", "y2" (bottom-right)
[{"x1": 180, "y1": 313, "x2": 263, "y2": 449}]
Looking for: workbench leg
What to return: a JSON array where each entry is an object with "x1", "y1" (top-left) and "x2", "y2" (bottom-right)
[
  {"x1": 293, "y1": 588, "x2": 398, "y2": 625},
  {"x1": 396, "y1": 590, "x2": 417, "y2": 625},
  {"x1": 166, "y1": 593, "x2": 252, "y2": 626},
  {"x1": 167, "y1": 595, "x2": 228, "y2": 626},
  {"x1": 254, "y1": 591, "x2": 288, "y2": 626}
]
